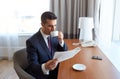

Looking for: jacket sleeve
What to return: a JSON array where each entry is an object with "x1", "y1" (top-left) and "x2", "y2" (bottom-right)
[{"x1": 26, "y1": 39, "x2": 44, "y2": 75}]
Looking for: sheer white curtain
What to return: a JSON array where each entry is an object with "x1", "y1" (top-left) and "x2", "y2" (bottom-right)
[
  {"x1": 0, "y1": 1, "x2": 20, "y2": 60},
  {"x1": 94, "y1": 0, "x2": 114, "y2": 46},
  {"x1": 0, "y1": 0, "x2": 50, "y2": 60},
  {"x1": 112, "y1": 0, "x2": 120, "y2": 41},
  {"x1": 94, "y1": 0, "x2": 101, "y2": 43}
]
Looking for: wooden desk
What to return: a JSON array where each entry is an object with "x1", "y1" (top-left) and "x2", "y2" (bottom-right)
[{"x1": 58, "y1": 39, "x2": 120, "y2": 79}]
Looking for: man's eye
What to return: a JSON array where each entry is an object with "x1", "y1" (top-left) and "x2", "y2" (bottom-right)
[
  {"x1": 48, "y1": 25, "x2": 53, "y2": 27},
  {"x1": 48, "y1": 25, "x2": 56, "y2": 27}
]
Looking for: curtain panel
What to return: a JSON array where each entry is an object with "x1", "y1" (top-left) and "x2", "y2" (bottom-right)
[
  {"x1": 50, "y1": 0, "x2": 94, "y2": 39},
  {"x1": 0, "y1": 0, "x2": 49, "y2": 60}
]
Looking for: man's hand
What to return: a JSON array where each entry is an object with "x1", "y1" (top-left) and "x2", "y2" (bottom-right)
[
  {"x1": 58, "y1": 31, "x2": 64, "y2": 43},
  {"x1": 45, "y1": 59, "x2": 58, "y2": 71}
]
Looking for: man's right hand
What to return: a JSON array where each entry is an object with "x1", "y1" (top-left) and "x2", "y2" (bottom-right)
[{"x1": 45, "y1": 59, "x2": 58, "y2": 71}]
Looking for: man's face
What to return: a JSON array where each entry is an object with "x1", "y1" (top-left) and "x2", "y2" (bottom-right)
[{"x1": 42, "y1": 19, "x2": 57, "y2": 35}]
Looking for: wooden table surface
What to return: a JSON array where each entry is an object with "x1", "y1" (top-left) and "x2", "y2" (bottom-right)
[{"x1": 57, "y1": 39, "x2": 120, "y2": 79}]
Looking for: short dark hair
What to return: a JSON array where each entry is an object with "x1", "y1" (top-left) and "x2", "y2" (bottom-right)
[{"x1": 41, "y1": 11, "x2": 57, "y2": 23}]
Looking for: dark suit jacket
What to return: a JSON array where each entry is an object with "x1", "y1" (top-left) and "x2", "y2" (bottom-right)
[{"x1": 26, "y1": 30, "x2": 68, "y2": 79}]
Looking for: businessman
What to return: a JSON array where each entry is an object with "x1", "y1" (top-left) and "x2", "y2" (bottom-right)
[{"x1": 26, "y1": 11, "x2": 68, "y2": 79}]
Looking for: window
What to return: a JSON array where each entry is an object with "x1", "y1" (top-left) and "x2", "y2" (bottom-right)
[
  {"x1": 16, "y1": 0, "x2": 50, "y2": 33},
  {"x1": 96, "y1": 0, "x2": 120, "y2": 72},
  {"x1": 0, "y1": 0, "x2": 50, "y2": 34}
]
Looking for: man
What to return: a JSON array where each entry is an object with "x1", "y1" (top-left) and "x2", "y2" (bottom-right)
[{"x1": 26, "y1": 11, "x2": 68, "y2": 79}]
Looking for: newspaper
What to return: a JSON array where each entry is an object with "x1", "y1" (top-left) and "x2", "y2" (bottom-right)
[{"x1": 53, "y1": 47, "x2": 81, "y2": 62}]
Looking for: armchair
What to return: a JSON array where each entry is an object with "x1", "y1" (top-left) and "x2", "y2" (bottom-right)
[{"x1": 13, "y1": 48, "x2": 36, "y2": 79}]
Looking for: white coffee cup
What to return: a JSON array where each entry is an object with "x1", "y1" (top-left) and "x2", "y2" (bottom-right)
[{"x1": 50, "y1": 31, "x2": 58, "y2": 37}]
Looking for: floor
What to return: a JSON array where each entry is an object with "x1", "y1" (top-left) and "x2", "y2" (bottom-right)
[{"x1": 0, "y1": 60, "x2": 19, "y2": 79}]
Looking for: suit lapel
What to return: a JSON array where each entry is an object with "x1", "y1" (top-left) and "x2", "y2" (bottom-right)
[{"x1": 36, "y1": 31, "x2": 52, "y2": 59}]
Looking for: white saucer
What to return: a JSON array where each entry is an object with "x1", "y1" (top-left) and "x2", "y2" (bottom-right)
[{"x1": 72, "y1": 64, "x2": 86, "y2": 71}]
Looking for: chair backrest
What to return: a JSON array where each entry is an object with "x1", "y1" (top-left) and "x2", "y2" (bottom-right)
[
  {"x1": 13, "y1": 48, "x2": 28, "y2": 69},
  {"x1": 13, "y1": 48, "x2": 36, "y2": 79}
]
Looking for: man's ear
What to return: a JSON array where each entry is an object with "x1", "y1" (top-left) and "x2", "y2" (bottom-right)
[{"x1": 41, "y1": 23, "x2": 44, "y2": 26}]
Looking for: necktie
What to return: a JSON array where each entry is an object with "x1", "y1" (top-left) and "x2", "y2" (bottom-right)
[{"x1": 47, "y1": 36, "x2": 51, "y2": 52}]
